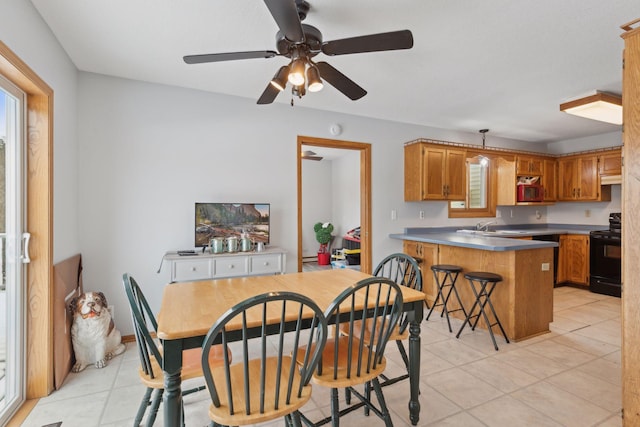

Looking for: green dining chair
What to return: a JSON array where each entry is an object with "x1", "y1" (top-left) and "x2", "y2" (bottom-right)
[
  {"x1": 297, "y1": 277, "x2": 404, "y2": 427},
  {"x1": 122, "y1": 273, "x2": 228, "y2": 426},
  {"x1": 201, "y1": 291, "x2": 328, "y2": 427}
]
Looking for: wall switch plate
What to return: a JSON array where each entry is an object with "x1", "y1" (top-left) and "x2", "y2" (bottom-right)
[
  {"x1": 419, "y1": 210, "x2": 425, "y2": 219},
  {"x1": 541, "y1": 263, "x2": 550, "y2": 271},
  {"x1": 391, "y1": 209, "x2": 397, "y2": 220}
]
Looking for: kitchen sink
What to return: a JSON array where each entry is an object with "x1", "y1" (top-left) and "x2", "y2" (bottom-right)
[{"x1": 456, "y1": 229, "x2": 530, "y2": 236}]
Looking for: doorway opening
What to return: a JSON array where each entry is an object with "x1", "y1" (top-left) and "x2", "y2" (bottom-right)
[{"x1": 297, "y1": 135, "x2": 371, "y2": 273}]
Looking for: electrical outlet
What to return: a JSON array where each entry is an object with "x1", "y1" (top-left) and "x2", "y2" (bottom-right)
[
  {"x1": 541, "y1": 263, "x2": 550, "y2": 271},
  {"x1": 419, "y1": 210, "x2": 425, "y2": 219},
  {"x1": 585, "y1": 209, "x2": 591, "y2": 218},
  {"x1": 510, "y1": 209, "x2": 514, "y2": 218},
  {"x1": 496, "y1": 210, "x2": 501, "y2": 218},
  {"x1": 391, "y1": 209, "x2": 397, "y2": 220}
]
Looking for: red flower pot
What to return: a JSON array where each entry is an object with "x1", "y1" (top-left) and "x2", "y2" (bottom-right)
[{"x1": 317, "y1": 251, "x2": 331, "y2": 265}]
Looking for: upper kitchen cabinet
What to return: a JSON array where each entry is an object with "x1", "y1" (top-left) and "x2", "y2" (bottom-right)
[
  {"x1": 516, "y1": 155, "x2": 544, "y2": 176},
  {"x1": 496, "y1": 154, "x2": 555, "y2": 205},
  {"x1": 557, "y1": 154, "x2": 611, "y2": 201},
  {"x1": 599, "y1": 148, "x2": 623, "y2": 184},
  {"x1": 404, "y1": 142, "x2": 466, "y2": 201},
  {"x1": 542, "y1": 158, "x2": 557, "y2": 201}
]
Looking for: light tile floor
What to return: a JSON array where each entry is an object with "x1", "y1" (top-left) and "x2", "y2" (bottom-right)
[{"x1": 20, "y1": 286, "x2": 622, "y2": 427}]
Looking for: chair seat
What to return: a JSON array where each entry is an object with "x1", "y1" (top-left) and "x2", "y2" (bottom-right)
[
  {"x1": 208, "y1": 356, "x2": 312, "y2": 426},
  {"x1": 298, "y1": 336, "x2": 387, "y2": 389},
  {"x1": 139, "y1": 345, "x2": 228, "y2": 389}
]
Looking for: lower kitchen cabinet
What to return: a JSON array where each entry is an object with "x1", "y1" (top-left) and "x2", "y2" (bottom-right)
[
  {"x1": 557, "y1": 235, "x2": 589, "y2": 286},
  {"x1": 403, "y1": 240, "x2": 439, "y2": 305}
]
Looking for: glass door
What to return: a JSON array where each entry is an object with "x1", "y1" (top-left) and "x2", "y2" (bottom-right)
[{"x1": 0, "y1": 74, "x2": 27, "y2": 424}]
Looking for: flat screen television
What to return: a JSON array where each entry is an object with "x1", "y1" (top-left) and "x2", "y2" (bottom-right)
[{"x1": 195, "y1": 203, "x2": 270, "y2": 247}]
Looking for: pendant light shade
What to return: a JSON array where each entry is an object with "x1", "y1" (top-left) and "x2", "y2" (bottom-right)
[
  {"x1": 269, "y1": 66, "x2": 289, "y2": 91},
  {"x1": 560, "y1": 92, "x2": 622, "y2": 125},
  {"x1": 306, "y1": 65, "x2": 323, "y2": 92},
  {"x1": 288, "y1": 58, "x2": 306, "y2": 86}
]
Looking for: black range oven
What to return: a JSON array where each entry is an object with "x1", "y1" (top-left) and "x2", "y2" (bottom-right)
[{"x1": 590, "y1": 212, "x2": 621, "y2": 297}]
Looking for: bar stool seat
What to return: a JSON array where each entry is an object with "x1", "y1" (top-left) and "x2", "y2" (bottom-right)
[
  {"x1": 455, "y1": 271, "x2": 510, "y2": 351},
  {"x1": 426, "y1": 264, "x2": 467, "y2": 333}
]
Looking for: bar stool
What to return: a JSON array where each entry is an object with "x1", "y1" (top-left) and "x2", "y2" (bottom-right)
[
  {"x1": 456, "y1": 271, "x2": 510, "y2": 351},
  {"x1": 426, "y1": 264, "x2": 467, "y2": 333}
]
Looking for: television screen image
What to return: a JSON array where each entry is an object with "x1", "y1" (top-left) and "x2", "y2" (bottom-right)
[{"x1": 195, "y1": 203, "x2": 270, "y2": 247}]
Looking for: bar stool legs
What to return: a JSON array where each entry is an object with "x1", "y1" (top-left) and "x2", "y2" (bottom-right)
[
  {"x1": 426, "y1": 265, "x2": 467, "y2": 333},
  {"x1": 456, "y1": 272, "x2": 510, "y2": 351}
]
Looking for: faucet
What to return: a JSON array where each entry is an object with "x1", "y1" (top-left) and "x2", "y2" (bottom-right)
[{"x1": 476, "y1": 220, "x2": 497, "y2": 231}]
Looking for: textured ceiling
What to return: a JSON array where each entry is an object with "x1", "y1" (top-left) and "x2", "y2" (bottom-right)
[{"x1": 30, "y1": 0, "x2": 638, "y2": 144}]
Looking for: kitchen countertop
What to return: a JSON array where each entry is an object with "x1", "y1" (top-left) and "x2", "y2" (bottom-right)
[{"x1": 390, "y1": 224, "x2": 607, "y2": 252}]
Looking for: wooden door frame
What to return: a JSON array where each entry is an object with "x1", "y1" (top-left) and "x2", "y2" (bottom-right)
[
  {"x1": 0, "y1": 42, "x2": 54, "y2": 398},
  {"x1": 297, "y1": 135, "x2": 372, "y2": 274}
]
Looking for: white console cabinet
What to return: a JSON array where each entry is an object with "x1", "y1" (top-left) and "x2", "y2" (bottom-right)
[{"x1": 163, "y1": 247, "x2": 287, "y2": 282}]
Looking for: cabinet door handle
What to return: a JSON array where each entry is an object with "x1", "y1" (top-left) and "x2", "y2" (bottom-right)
[{"x1": 577, "y1": 188, "x2": 581, "y2": 198}]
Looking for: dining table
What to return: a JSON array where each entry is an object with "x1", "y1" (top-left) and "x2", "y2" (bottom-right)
[{"x1": 156, "y1": 268, "x2": 425, "y2": 426}]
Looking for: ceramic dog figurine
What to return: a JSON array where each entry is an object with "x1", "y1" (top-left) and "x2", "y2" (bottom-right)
[{"x1": 69, "y1": 291, "x2": 125, "y2": 372}]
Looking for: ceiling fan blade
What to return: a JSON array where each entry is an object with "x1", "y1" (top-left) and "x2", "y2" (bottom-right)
[
  {"x1": 322, "y1": 30, "x2": 414, "y2": 56},
  {"x1": 315, "y1": 62, "x2": 367, "y2": 100},
  {"x1": 184, "y1": 50, "x2": 278, "y2": 64},
  {"x1": 263, "y1": 0, "x2": 305, "y2": 43},
  {"x1": 257, "y1": 82, "x2": 281, "y2": 105},
  {"x1": 303, "y1": 155, "x2": 323, "y2": 161}
]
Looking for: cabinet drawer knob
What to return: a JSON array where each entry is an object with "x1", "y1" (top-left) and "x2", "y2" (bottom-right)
[
  {"x1": 263, "y1": 261, "x2": 269, "y2": 266},
  {"x1": 191, "y1": 267, "x2": 197, "y2": 272}
]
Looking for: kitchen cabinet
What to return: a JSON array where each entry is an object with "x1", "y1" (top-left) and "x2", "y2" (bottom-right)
[
  {"x1": 542, "y1": 158, "x2": 557, "y2": 201},
  {"x1": 403, "y1": 240, "x2": 438, "y2": 305},
  {"x1": 557, "y1": 234, "x2": 589, "y2": 286},
  {"x1": 496, "y1": 155, "x2": 556, "y2": 205},
  {"x1": 405, "y1": 142, "x2": 466, "y2": 201},
  {"x1": 516, "y1": 155, "x2": 544, "y2": 176},
  {"x1": 163, "y1": 247, "x2": 286, "y2": 282},
  {"x1": 599, "y1": 149, "x2": 622, "y2": 176},
  {"x1": 557, "y1": 154, "x2": 610, "y2": 201}
]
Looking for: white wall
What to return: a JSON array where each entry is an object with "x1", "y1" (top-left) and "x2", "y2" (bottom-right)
[
  {"x1": 301, "y1": 159, "x2": 333, "y2": 257},
  {"x1": 547, "y1": 185, "x2": 621, "y2": 225},
  {"x1": 546, "y1": 131, "x2": 622, "y2": 154},
  {"x1": 0, "y1": 0, "x2": 80, "y2": 262},
  {"x1": 331, "y1": 151, "x2": 360, "y2": 245}
]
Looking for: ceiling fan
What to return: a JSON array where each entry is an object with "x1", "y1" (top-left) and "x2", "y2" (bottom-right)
[
  {"x1": 183, "y1": 0, "x2": 414, "y2": 104},
  {"x1": 301, "y1": 150, "x2": 323, "y2": 161}
]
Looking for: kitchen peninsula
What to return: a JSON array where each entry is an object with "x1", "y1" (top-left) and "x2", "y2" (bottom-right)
[{"x1": 391, "y1": 227, "x2": 561, "y2": 341}]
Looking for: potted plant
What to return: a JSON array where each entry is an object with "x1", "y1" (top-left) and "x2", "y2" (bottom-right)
[{"x1": 313, "y1": 222, "x2": 334, "y2": 265}]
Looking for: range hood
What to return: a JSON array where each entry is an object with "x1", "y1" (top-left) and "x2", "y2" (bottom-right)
[{"x1": 601, "y1": 175, "x2": 622, "y2": 185}]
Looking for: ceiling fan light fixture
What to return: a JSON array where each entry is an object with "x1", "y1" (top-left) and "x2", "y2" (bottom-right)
[
  {"x1": 269, "y1": 65, "x2": 289, "y2": 91},
  {"x1": 560, "y1": 91, "x2": 622, "y2": 125},
  {"x1": 288, "y1": 58, "x2": 306, "y2": 86},
  {"x1": 306, "y1": 65, "x2": 323, "y2": 92}
]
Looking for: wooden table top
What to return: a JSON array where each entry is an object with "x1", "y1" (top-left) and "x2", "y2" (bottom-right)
[{"x1": 156, "y1": 269, "x2": 425, "y2": 341}]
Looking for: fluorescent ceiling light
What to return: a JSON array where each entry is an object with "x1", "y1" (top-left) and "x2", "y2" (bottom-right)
[{"x1": 560, "y1": 92, "x2": 622, "y2": 125}]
